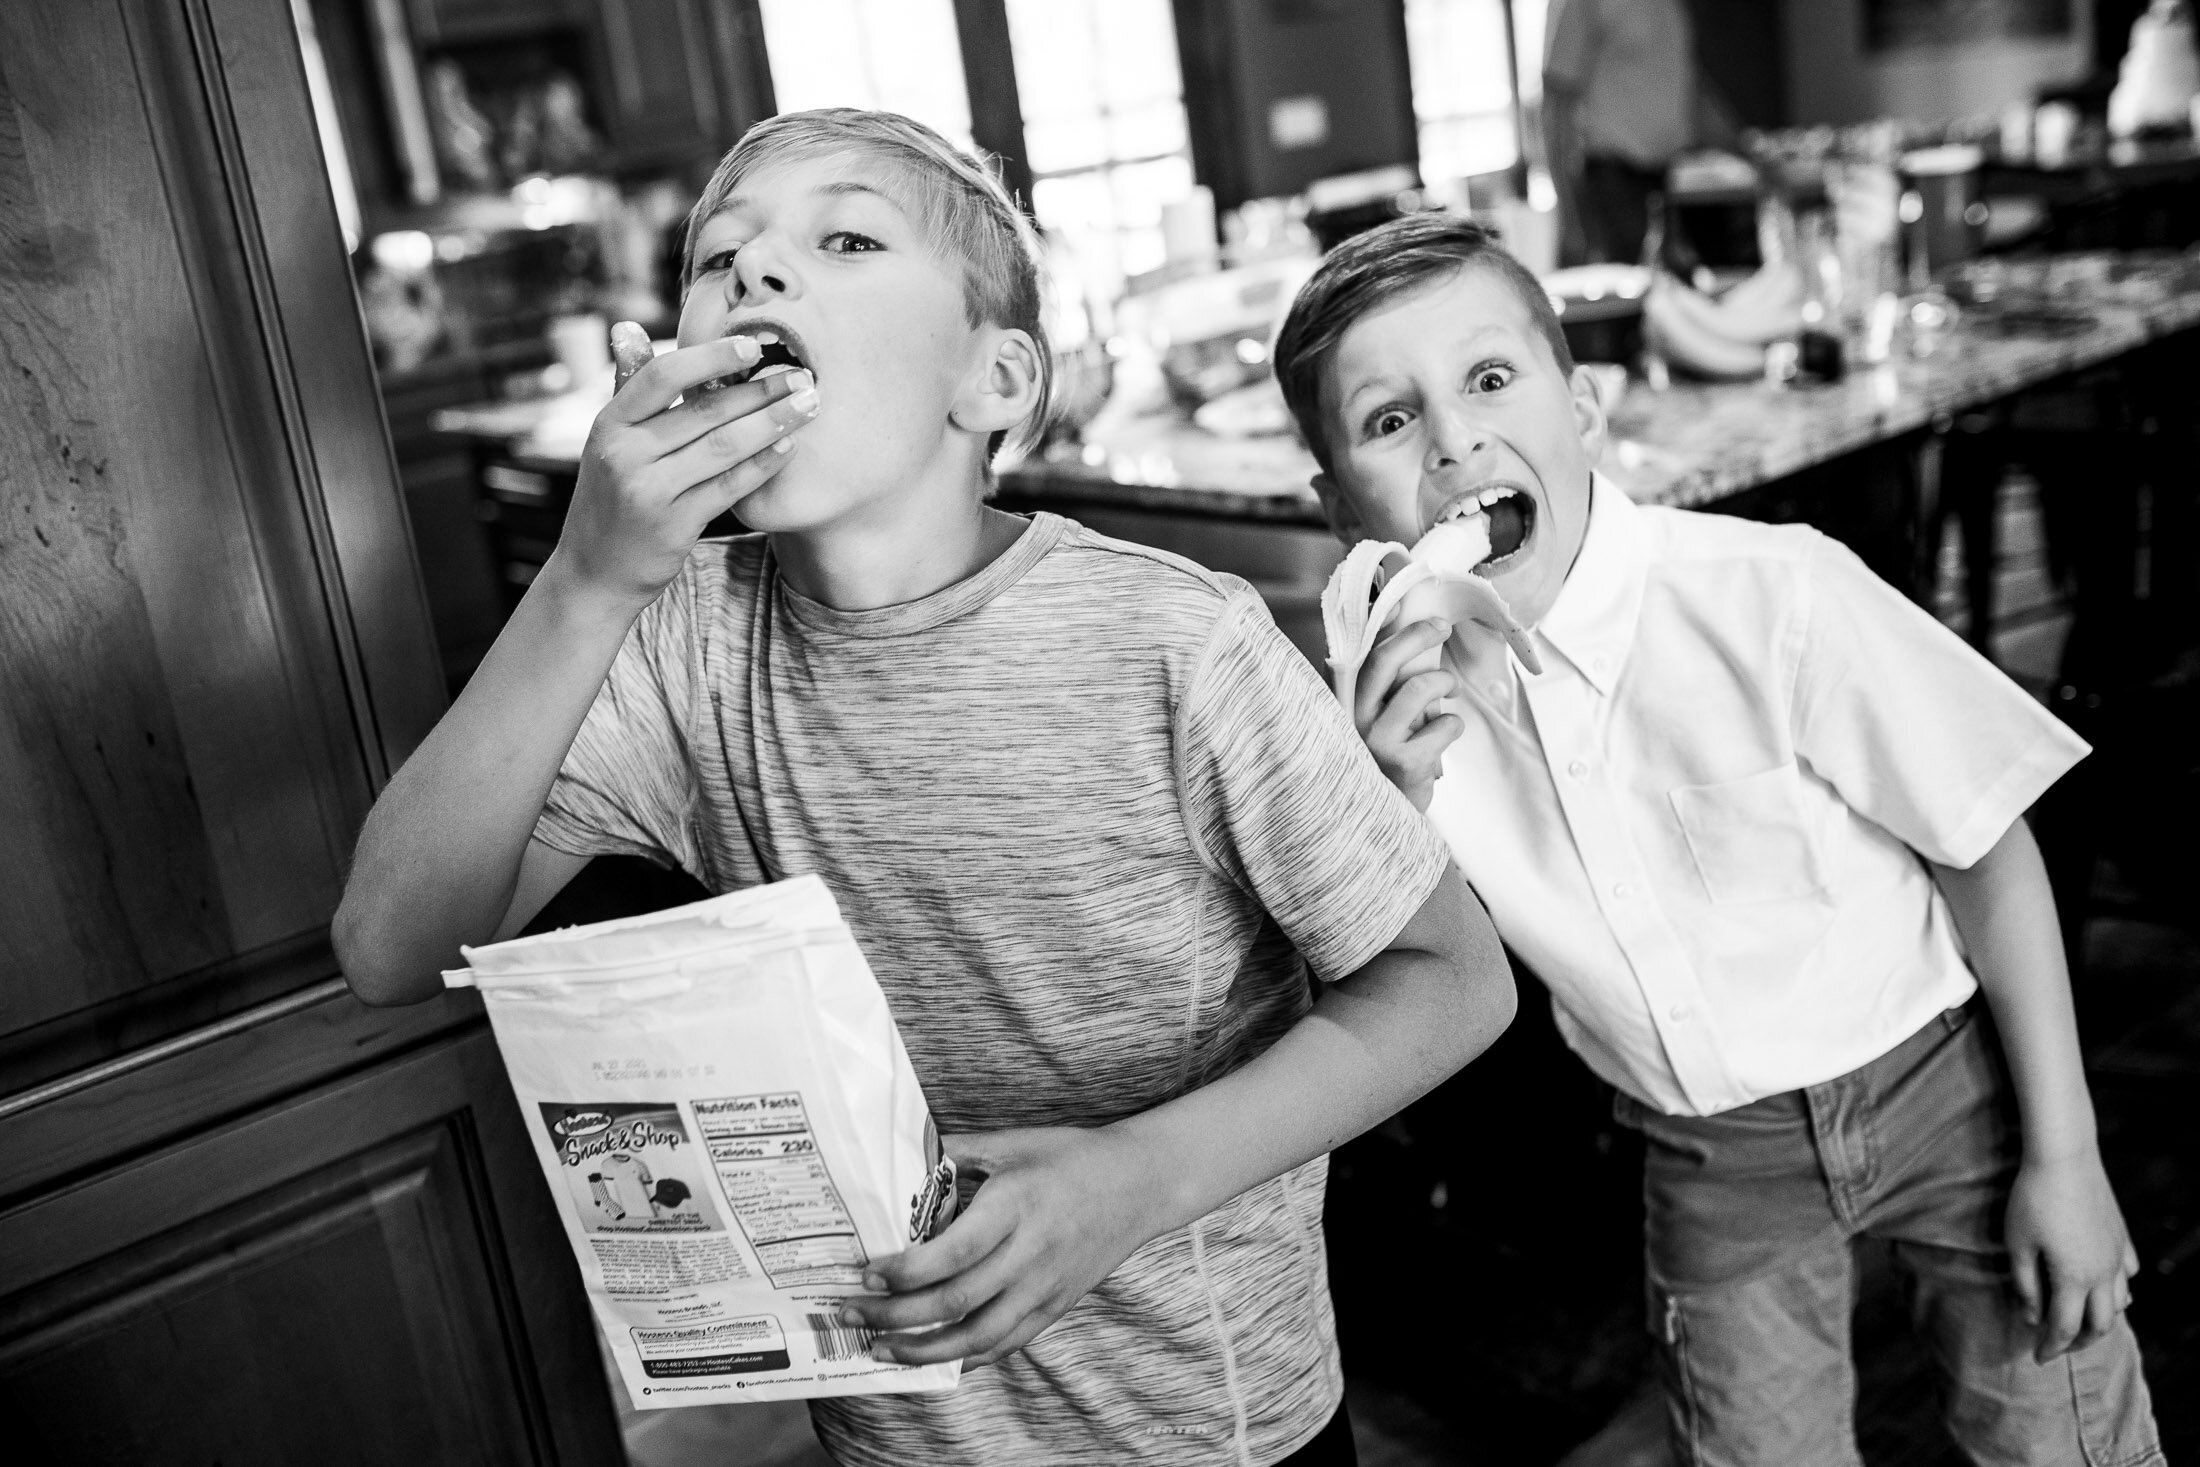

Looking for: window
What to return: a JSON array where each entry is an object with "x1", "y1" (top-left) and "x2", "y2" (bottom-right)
[
  {"x1": 756, "y1": 0, "x2": 974, "y2": 151},
  {"x1": 1003, "y1": 0, "x2": 1197, "y2": 313},
  {"x1": 1403, "y1": 0, "x2": 1522, "y2": 189}
]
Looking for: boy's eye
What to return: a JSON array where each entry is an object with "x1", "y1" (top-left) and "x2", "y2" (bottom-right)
[
  {"x1": 693, "y1": 247, "x2": 738, "y2": 276},
  {"x1": 1470, "y1": 363, "x2": 1515, "y2": 393},
  {"x1": 823, "y1": 231, "x2": 884, "y2": 254},
  {"x1": 1365, "y1": 406, "x2": 1413, "y2": 440}
]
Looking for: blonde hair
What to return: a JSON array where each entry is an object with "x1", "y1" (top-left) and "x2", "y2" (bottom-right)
[{"x1": 682, "y1": 108, "x2": 1053, "y2": 462}]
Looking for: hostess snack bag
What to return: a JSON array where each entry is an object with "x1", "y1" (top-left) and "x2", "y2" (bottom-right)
[{"x1": 448, "y1": 874, "x2": 960, "y2": 1407}]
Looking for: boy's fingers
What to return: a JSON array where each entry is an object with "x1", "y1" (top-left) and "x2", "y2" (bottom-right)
[
  {"x1": 864, "y1": 1189, "x2": 1013, "y2": 1295},
  {"x1": 603, "y1": 335, "x2": 765, "y2": 422},
  {"x1": 2075, "y1": 1284, "x2": 2122, "y2": 1354},
  {"x1": 671, "y1": 445, "x2": 794, "y2": 528},
  {"x1": 841, "y1": 1235, "x2": 1017, "y2": 1333},
  {"x1": 650, "y1": 385, "x2": 818, "y2": 499},
  {"x1": 1355, "y1": 619, "x2": 1450, "y2": 732},
  {"x1": 635, "y1": 367, "x2": 813, "y2": 460},
  {"x1": 1400, "y1": 711, "x2": 1465, "y2": 761},
  {"x1": 2011, "y1": 1247, "x2": 2043, "y2": 1326},
  {"x1": 2038, "y1": 1276, "x2": 2087, "y2": 1362},
  {"x1": 1368, "y1": 668, "x2": 1456, "y2": 749},
  {"x1": 872, "y1": 1289, "x2": 1027, "y2": 1366}
]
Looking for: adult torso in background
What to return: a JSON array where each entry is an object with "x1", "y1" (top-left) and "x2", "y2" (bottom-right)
[{"x1": 1546, "y1": 0, "x2": 1698, "y2": 170}]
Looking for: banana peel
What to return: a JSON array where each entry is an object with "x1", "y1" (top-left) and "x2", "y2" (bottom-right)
[{"x1": 1321, "y1": 531, "x2": 1541, "y2": 713}]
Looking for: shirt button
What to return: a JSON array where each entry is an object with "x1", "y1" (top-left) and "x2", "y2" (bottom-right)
[
  {"x1": 1568, "y1": 759, "x2": 1590, "y2": 779},
  {"x1": 1668, "y1": 1004, "x2": 1692, "y2": 1023},
  {"x1": 1612, "y1": 882, "x2": 1633, "y2": 899},
  {"x1": 1486, "y1": 683, "x2": 1508, "y2": 700},
  {"x1": 1591, "y1": 654, "x2": 1611, "y2": 673}
]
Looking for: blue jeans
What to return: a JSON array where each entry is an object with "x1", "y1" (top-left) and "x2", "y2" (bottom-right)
[{"x1": 1613, "y1": 1004, "x2": 2163, "y2": 1467}]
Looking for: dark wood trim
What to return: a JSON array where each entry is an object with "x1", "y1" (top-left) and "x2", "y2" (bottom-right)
[
  {"x1": 205, "y1": 0, "x2": 448, "y2": 775},
  {"x1": 0, "y1": 979, "x2": 486, "y2": 1209},
  {"x1": 0, "y1": 930, "x2": 344, "y2": 1104},
  {"x1": 120, "y1": 0, "x2": 377, "y2": 880},
  {"x1": 0, "y1": 979, "x2": 353, "y2": 1125},
  {"x1": 952, "y1": 0, "x2": 1036, "y2": 209}
]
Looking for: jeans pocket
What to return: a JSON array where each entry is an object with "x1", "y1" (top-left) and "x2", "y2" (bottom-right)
[
  {"x1": 2067, "y1": 1321, "x2": 2165, "y2": 1467},
  {"x1": 1646, "y1": 1267, "x2": 1865, "y2": 1467}
]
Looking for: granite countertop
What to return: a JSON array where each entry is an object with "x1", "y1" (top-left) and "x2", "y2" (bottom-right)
[
  {"x1": 431, "y1": 252, "x2": 2200, "y2": 522},
  {"x1": 1007, "y1": 251, "x2": 2200, "y2": 520}
]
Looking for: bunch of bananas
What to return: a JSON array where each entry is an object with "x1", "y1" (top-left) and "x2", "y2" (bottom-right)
[{"x1": 1642, "y1": 261, "x2": 1808, "y2": 381}]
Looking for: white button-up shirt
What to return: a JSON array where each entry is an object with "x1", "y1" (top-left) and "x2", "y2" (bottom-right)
[{"x1": 1429, "y1": 476, "x2": 2089, "y2": 1116}]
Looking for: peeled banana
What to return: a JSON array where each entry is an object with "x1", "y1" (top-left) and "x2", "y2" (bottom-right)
[{"x1": 1321, "y1": 529, "x2": 1541, "y2": 715}]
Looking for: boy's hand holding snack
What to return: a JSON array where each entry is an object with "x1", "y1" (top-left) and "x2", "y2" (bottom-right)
[
  {"x1": 842, "y1": 868, "x2": 1509, "y2": 1372},
  {"x1": 839, "y1": 1124, "x2": 1159, "y2": 1369},
  {"x1": 550, "y1": 325, "x2": 818, "y2": 611},
  {"x1": 1351, "y1": 616, "x2": 1461, "y2": 812}
]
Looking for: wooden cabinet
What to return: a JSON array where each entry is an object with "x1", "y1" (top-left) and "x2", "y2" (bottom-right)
[
  {"x1": 1, "y1": 1023, "x2": 620, "y2": 1467},
  {"x1": 593, "y1": 0, "x2": 722, "y2": 165},
  {"x1": 0, "y1": 0, "x2": 621, "y2": 1458}
]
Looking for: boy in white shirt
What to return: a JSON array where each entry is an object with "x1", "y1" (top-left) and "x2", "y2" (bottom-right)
[{"x1": 1273, "y1": 213, "x2": 2163, "y2": 1465}]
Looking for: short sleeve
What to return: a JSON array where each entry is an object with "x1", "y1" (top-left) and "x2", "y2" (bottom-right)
[
  {"x1": 1790, "y1": 535, "x2": 2089, "y2": 869},
  {"x1": 533, "y1": 573, "x2": 707, "y2": 875},
  {"x1": 1177, "y1": 589, "x2": 1454, "y2": 981}
]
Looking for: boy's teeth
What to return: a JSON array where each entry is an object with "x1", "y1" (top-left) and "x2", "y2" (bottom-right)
[{"x1": 754, "y1": 362, "x2": 796, "y2": 379}]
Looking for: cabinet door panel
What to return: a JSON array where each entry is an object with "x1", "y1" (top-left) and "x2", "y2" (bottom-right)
[
  {"x1": 0, "y1": 0, "x2": 440, "y2": 1036},
  {"x1": 597, "y1": 0, "x2": 719, "y2": 164},
  {"x1": 0, "y1": 1030, "x2": 621, "y2": 1467}
]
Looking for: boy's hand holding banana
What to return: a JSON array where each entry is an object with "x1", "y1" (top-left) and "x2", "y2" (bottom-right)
[
  {"x1": 1322, "y1": 520, "x2": 1541, "y2": 811},
  {"x1": 544, "y1": 321, "x2": 819, "y2": 613}
]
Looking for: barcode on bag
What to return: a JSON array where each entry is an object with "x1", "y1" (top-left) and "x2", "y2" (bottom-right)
[{"x1": 806, "y1": 1313, "x2": 875, "y2": 1363}]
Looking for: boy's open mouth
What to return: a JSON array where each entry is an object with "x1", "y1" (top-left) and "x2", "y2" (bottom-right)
[
  {"x1": 1430, "y1": 485, "x2": 1537, "y2": 573},
  {"x1": 700, "y1": 319, "x2": 814, "y2": 393}
]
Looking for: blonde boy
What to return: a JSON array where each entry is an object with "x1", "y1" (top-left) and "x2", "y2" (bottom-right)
[
  {"x1": 1275, "y1": 213, "x2": 2162, "y2": 1465},
  {"x1": 336, "y1": 113, "x2": 1515, "y2": 1465}
]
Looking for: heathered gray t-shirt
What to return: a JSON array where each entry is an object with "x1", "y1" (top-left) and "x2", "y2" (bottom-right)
[{"x1": 536, "y1": 513, "x2": 1452, "y2": 1466}]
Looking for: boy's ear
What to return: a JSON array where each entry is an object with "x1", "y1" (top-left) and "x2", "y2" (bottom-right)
[
  {"x1": 1309, "y1": 470, "x2": 1369, "y2": 545},
  {"x1": 951, "y1": 326, "x2": 1043, "y2": 437},
  {"x1": 1567, "y1": 364, "x2": 1610, "y2": 465}
]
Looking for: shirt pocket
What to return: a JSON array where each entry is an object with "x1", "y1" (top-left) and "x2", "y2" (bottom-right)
[{"x1": 1669, "y1": 763, "x2": 1831, "y2": 905}]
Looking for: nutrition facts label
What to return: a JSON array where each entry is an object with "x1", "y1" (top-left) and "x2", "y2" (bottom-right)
[{"x1": 694, "y1": 1092, "x2": 867, "y2": 1288}]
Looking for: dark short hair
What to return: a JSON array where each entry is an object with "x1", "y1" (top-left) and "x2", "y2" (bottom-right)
[{"x1": 1273, "y1": 213, "x2": 1574, "y2": 472}]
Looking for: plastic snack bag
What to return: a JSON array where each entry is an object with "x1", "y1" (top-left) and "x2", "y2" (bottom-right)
[{"x1": 447, "y1": 873, "x2": 961, "y2": 1407}]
